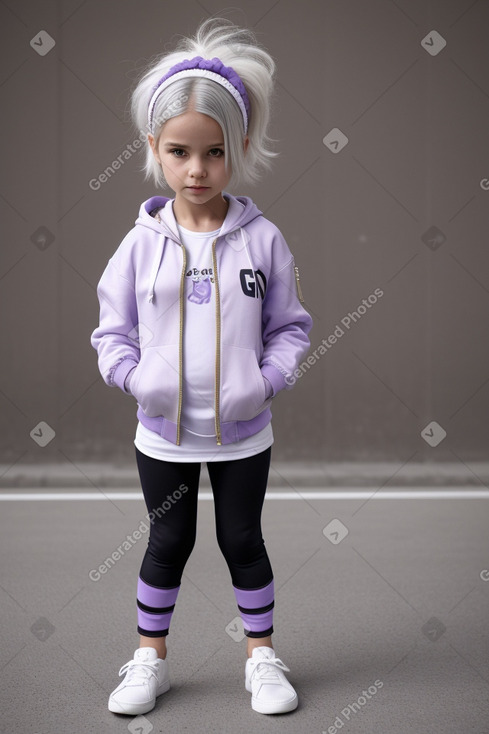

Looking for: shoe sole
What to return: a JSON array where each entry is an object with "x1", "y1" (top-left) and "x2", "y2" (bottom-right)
[
  {"x1": 251, "y1": 693, "x2": 298, "y2": 715},
  {"x1": 246, "y1": 679, "x2": 299, "y2": 715},
  {"x1": 108, "y1": 680, "x2": 170, "y2": 715}
]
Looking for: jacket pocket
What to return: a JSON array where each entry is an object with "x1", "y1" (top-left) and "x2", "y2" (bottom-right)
[
  {"x1": 129, "y1": 345, "x2": 180, "y2": 421},
  {"x1": 220, "y1": 345, "x2": 270, "y2": 421}
]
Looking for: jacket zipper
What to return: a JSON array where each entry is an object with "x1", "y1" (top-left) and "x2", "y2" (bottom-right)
[
  {"x1": 294, "y1": 265, "x2": 304, "y2": 303},
  {"x1": 211, "y1": 238, "x2": 222, "y2": 445},
  {"x1": 176, "y1": 243, "x2": 187, "y2": 445}
]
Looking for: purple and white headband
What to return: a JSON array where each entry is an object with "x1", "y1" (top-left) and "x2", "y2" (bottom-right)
[{"x1": 147, "y1": 56, "x2": 251, "y2": 134}]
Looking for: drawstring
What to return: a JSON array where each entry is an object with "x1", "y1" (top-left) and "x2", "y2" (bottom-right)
[
  {"x1": 241, "y1": 227, "x2": 255, "y2": 274},
  {"x1": 148, "y1": 237, "x2": 164, "y2": 303},
  {"x1": 148, "y1": 225, "x2": 249, "y2": 303}
]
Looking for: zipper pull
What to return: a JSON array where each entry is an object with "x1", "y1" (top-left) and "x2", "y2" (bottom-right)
[{"x1": 294, "y1": 265, "x2": 304, "y2": 303}]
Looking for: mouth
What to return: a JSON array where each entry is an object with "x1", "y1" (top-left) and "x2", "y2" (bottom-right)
[{"x1": 187, "y1": 185, "x2": 209, "y2": 191}]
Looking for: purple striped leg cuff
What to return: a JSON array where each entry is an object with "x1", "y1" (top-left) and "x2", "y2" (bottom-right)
[
  {"x1": 137, "y1": 576, "x2": 180, "y2": 637},
  {"x1": 233, "y1": 579, "x2": 274, "y2": 638}
]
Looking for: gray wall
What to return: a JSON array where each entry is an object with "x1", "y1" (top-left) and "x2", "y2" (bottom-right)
[{"x1": 1, "y1": 0, "x2": 488, "y2": 465}]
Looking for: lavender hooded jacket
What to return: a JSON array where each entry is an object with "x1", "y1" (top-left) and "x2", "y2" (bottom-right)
[{"x1": 91, "y1": 194, "x2": 313, "y2": 445}]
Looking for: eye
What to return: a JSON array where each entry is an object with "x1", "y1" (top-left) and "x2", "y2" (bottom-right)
[
  {"x1": 170, "y1": 148, "x2": 186, "y2": 157},
  {"x1": 209, "y1": 148, "x2": 224, "y2": 157}
]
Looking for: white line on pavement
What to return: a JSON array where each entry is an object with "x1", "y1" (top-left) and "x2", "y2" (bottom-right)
[{"x1": 0, "y1": 489, "x2": 488, "y2": 500}]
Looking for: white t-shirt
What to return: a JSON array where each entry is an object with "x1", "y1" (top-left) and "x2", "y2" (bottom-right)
[
  {"x1": 179, "y1": 222, "x2": 219, "y2": 436},
  {"x1": 134, "y1": 208, "x2": 273, "y2": 462}
]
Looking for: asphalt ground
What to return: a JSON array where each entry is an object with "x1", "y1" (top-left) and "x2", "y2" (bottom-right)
[{"x1": 1, "y1": 484, "x2": 488, "y2": 734}]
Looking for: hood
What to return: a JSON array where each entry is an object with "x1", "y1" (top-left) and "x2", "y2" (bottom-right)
[
  {"x1": 134, "y1": 193, "x2": 263, "y2": 302},
  {"x1": 135, "y1": 193, "x2": 262, "y2": 241}
]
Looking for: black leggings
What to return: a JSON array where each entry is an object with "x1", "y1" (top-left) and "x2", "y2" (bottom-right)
[{"x1": 135, "y1": 446, "x2": 274, "y2": 637}]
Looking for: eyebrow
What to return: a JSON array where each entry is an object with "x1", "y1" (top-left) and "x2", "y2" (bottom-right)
[{"x1": 164, "y1": 142, "x2": 224, "y2": 148}]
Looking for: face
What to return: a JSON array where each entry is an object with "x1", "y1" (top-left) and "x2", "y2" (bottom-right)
[{"x1": 149, "y1": 109, "x2": 234, "y2": 211}]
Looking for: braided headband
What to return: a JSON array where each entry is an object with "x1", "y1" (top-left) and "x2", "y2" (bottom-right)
[{"x1": 147, "y1": 56, "x2": 251, "y2": 134}]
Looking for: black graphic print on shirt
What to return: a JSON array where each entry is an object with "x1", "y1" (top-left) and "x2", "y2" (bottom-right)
[
  {"x1": 185, "y1": 266, "x2": 268, "y2": 305},
  {"x1": 239, "y1": 269, "x2": 267, "y2": 299}
]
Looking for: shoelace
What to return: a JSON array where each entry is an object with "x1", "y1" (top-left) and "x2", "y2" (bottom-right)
[
  {"x1": 118, "y1": 659, "x2": 159, "y2": 686},
  {"x1": 251, "y1": 657, "x2": 290, "y2": 683}
]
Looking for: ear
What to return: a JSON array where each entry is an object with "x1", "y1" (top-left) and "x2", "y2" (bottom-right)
[
  {"x1": 243, "y1": 135, "x2": 250, "y2": 154},
  {"x1": 147, "y1": 133, "x2": 161, "y2": 165}
]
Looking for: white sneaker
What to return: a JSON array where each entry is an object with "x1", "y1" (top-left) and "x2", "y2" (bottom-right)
[
  {"x1": 245, "y1": 646, "x2": 298, "y2": 714},
  {"x1": 108, "y1": 647, "x2": 170, "y2": 715}
]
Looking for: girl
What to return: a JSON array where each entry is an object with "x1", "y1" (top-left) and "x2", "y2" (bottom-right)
[{"x1": 91, "y1": 17, "x2": 312, "y2": 717}]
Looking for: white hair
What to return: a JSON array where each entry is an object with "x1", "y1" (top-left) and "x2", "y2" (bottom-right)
[{"x1": 130, "y1": 18, "x2": 278, "y2": 190}]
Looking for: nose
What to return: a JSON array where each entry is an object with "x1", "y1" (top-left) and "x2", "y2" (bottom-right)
[{"x1": 188, "y1": 156, "x2": 206, "y2": 180}]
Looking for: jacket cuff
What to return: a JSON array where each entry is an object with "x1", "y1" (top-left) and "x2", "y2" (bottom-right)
[
  {"x1": 261, "y1": 362, "x2": 287, "y2": 397},
  {"x1": 112, "y1": 358, "x2": 139, "y2": 394}
]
